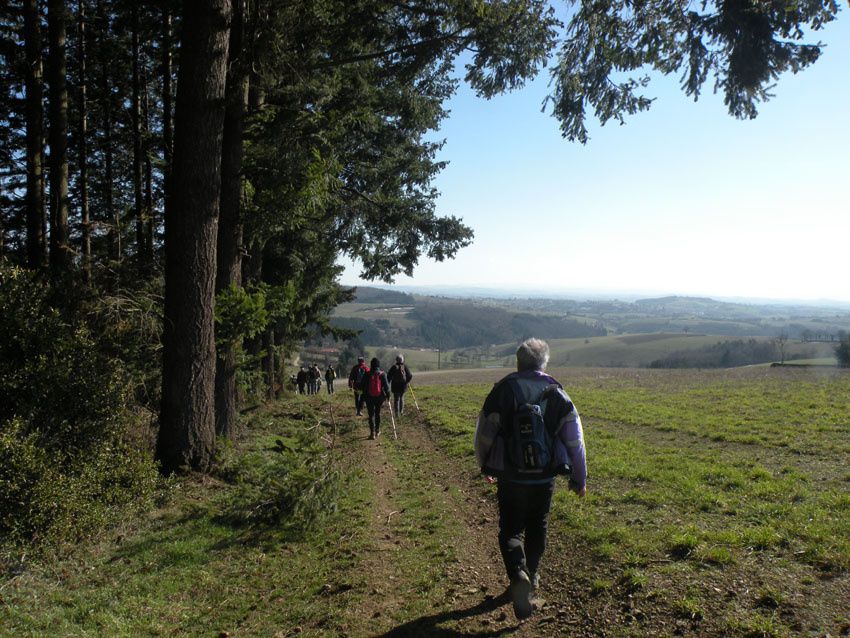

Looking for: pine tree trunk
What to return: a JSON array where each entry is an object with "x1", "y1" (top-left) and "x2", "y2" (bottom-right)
[
  {"x1": 157, "y1": 0, "x2": 232, "y2": 475},
  {"x1": 161, "y1": 5, "x2": 173, "y2": 180},
  {"x1": 24, "y1": 0, "x2": 46, "y2": 270},
  {"x1": 264, "y1": 326, "x2": 275, "y2": 401},
  {"x1": 274, "y1": 331, "x2": 287, "y2": 397},
  {"x1": 131, "y1": 4, "x2": 145, "y2": 269},
  {"x1": 215, "y1": 0, "x2": 248, "y2": 439},
  {"x1": 77, "y1": 0, "x2": 91, "y2": 283},
  {"x1": 98, "y1": 1, "x2": 116, "y2": 271},
  {"x1": 142, "y1": 65, "x2": 154, "y2": 259},
  {"x1": 47, "y1": 0, "x2": 71, "y2": 278}
]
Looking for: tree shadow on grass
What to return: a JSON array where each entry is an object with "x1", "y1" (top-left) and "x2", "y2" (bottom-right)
[{"x1": 375, "y1": 590, "x2": 520, "y2": 638}]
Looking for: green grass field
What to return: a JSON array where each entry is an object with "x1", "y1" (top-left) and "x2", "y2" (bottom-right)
[
  {"x1": 3, "y1": 367, "x2": 847, "y2": 637},
  {"x1": 414, "y1": 366, "x2": 850, "y2": 635},
  {"x1": 359, "y1": 334, "x2": 838, "y2": 372}
]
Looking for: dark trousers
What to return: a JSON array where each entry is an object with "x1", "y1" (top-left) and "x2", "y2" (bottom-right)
[
  {"x1": 326, "y1": 380, "x2": 334, "y2": 394},
  {"x1": 497, "y1": 481, "x2": 555, "y2": 579},
  {"x1": 392, "y1": 390, "x2": 405, "y2": 415},
  {"x1": 365, "y1": 397, "x2": 385, "y2": 434},
  {"x1": 353, "y1": 390, "x2": 365, "y2": 414}
]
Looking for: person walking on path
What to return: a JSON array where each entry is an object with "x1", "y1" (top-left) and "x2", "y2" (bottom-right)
[
  {"x1": 296, "y1": 366, "x2": 308, "y2": 395},
  {"x1": 310, "y1": 364, "x2": 322, "y2": 395},
  {"x1": 325, "y1": 364, "x2": 336, "y2": 394},
  {"x1": 474, "y1": 338, "x2": 587, "y2": 620},
  {"x1": 387, "y1": 355, "x2": 413, "y2": 416},
  {"x1": 348, "y1": 356, "x2": 369, "y2": 416},
  {"x1": 360, "y1": 357, "x2": 390, "y2": 439}
]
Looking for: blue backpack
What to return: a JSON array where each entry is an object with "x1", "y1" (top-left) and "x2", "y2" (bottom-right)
[{"x1": 503, "y1": 379, "x2": 557, "y2": 477}]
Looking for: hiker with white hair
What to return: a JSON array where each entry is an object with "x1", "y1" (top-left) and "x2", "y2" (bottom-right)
[
  {"x1": 474, "y1": 337, "x2": 587, "y2": 620},
  {"x1": 386, "y1": 354, "x2": 414, "y2": 416}
]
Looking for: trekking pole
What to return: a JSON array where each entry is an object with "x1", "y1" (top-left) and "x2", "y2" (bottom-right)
[
  {"x1": 408, "y1": 384, "x2": 421, "y2": 414},
  {"x1": 387, "y1": 399, "x2": 398, "y2": 440}
]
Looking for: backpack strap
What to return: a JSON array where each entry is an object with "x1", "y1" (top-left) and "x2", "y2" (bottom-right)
[{"x1": 507, "y1": 377, "x2": 549, "y2": 409}]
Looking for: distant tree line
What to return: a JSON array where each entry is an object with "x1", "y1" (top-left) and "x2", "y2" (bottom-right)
[
  {"x1": 411, "y1": 302, "x2": 606, "y2": 349},
  {"x1": 349, "y1": 287, "x2": 414, "y2": 306},
  {"x1": 648, "y1": 339, "x2": 807, "y2": 369}
]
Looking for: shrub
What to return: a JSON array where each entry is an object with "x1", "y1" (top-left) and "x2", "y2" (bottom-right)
[
  {"x1": 217, "y1": 429, "x2": 339, "y2": 538},
  {"x1": 0, "y1": 264, "x2": 159, "y2": 556},
  {"x1": 835, "y1": 338, "x2": 850, "y2": 368}
]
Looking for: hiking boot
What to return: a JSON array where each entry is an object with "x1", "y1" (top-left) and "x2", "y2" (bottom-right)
[
  {"x1": 368, "y1": 431, "x2": 375, "y2": 440},
  {"x1": 509, "y1": 569, "x2": 533, "y2": 620},
  {"x1": 375, "y1": 429, "x2": 380, "y2": 438},
  {"x1": 530, "y1": 571, "x2": 540, "y2": 591}
]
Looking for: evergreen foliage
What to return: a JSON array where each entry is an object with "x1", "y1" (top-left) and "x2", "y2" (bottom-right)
[
  {"x1": 649, "y1": 338, "x2": 782, "y2": 368},
  {"x1": 835, "y1": 338, "x2": 850, "y2": 368},
  {"x1": 551, "y1": 0, "x2": 838, "y2": 142},
  {"x1": 217, "y1": 427, "x2": 340, "y2": 538},
  {"x1": 0, "y1": 263, "x2": 158, "y2": 554}
]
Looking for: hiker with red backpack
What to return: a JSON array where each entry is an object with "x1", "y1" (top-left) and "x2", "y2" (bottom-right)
[
  {"x1": 348, "y1": 356, "x2": 369, "y2": 416},
  {"x1": 359, "y1": 357, "x2": 390, "y2": 439},
  {"x1": 386, "y1": 355, "x2": 414, "y2": 416},
  {"x1": 474, "y1": 338, "x2": 587, "y2": 621}
]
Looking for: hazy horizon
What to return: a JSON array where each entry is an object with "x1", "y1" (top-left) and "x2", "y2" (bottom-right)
[
  {"x1": 340, "y1": 281, "x2": 850, "y2": 310},
  {"x1": 341, "y1": 15, "x2": 849, "y2": 307}
]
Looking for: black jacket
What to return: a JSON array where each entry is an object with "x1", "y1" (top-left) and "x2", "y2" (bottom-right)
[{"x1": 387, "y1": 363, "x2": 413, "y2": 393}]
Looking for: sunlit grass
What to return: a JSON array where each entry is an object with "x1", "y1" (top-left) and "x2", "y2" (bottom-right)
[{"x1": 415, "y1": 369, "x2": 850, "y2": 573}]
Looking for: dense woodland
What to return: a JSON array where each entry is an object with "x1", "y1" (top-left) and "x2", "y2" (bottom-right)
[{"x1": 0, "y1": 0, "x2": 841, "y2": 558}]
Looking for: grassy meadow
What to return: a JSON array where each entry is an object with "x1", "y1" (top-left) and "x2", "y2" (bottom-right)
[
  {"x1": 360, "y1": 333, "x2": 839, "y2": 372},
  {"x1": 415, "y1": 366, "x2": 850, "y2": 635},
  {"x1": 2, "y1": 367, "x2": 847, "y2": 637}
]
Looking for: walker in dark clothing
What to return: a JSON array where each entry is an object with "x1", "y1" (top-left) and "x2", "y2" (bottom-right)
[
  {"x1": 359, "y1": 358, "x2": 390, "y2": 439},
  {"x1": 387, "y1": 358, "x2": 413, "y2": 416}
]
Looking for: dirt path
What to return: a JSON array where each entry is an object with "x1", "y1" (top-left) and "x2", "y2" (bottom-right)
[{"x1": 338, "y1": 401, "x2": 597, "y2": 637}]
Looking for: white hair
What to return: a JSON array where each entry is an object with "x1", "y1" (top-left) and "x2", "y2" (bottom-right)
[{"x1": 516, "y1": 338, "x2": 549, "y2": 371}]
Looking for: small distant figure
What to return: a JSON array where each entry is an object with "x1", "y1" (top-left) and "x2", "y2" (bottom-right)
[
  {"x1": 309, "y1": 364, "x2": 321, "y2": 395},
  {"x1": 296, "y1": 366, "x2": 308, "y2": 395},
  {"x1": 325, "y1": 364, "x2": 337, "y2": 394},
  {"x1": 360, "y1": 357, "x2": 390, "y2": 439},
  {"x1": 474, "y1": 338, "x2": 587, "y2": 620},
  {"x1": 348, "y1": 356, "x2": 369, "y2": 416},
  {"x1": 387, "y1": 355, "x2": 413, "y2": 416}
]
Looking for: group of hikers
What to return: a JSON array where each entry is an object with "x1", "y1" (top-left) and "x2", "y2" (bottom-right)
[
  {"x1": 346, "y1": 354, "x2": 414, "y2": 439},
  {"x1": 294, "y1": 363, "x2": 337, "y2": 395},
  {"x1": 293, "y1": 339, "x2": 587, "y2": 622}
]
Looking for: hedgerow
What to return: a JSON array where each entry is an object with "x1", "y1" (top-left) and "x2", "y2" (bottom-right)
[{"x1": 0, "y1": 264, "x2": 159, "y2": 559}]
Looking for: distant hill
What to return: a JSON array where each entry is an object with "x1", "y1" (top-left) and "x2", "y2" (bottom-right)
[
  {"x1": 350, "y1": 286, "x2": 414, "y2": 305},
  {"x1": 324, "y1": 287, "x2": 850, "y2": 369},
  {"x1": 410, "y1": 301, "x2": 606, "y2": 349}
]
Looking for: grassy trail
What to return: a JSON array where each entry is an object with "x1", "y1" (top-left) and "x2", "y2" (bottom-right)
[
  {"x1": 2, "y1": 367, "x2": 849, "y2": 637},
  {"x1": 0, "y1": 392, "x2": 562, "y2": 637}
]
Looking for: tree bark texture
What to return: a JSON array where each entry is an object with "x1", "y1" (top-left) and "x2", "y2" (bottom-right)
[
  {"x1": 97, "y1": 1, "x2": 116, "y2": 269},
  {"x1": 142, "y1": 65, "x2": 154, "y2": 258},
  {"x1": 77, "y1": 0, "x2": 91, "y2": 283},
  {"x1": 215, "y1": 0, "x2": 248, "y2": 438},
  {"x1": 264, "y1": 326, "x2": 275, "y2": 401},
  {"x1": 24, "y1": 0, "x2": 46, "y2": 270},
  {"x1": 131, "y1": 4, "x2": 147, "y2": 268},
  {"x1": 157, "y1": 0, "x2": 232, "y2": 475},
  {"x1": 47, "y1": 0, "x2": 71, "y2": 277},
  {"x1": 161, "y1": 6, "x2": 173, "y2": 181}
]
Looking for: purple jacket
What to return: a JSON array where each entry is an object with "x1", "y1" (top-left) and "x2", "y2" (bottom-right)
[{"x1": 474, "y1": 370, "x2": 587, "y2": 488}]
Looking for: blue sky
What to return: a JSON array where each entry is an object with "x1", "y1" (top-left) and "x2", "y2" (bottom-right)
[{"x1": 341, "y1": 13, "x2": 850, "y2": 303}]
